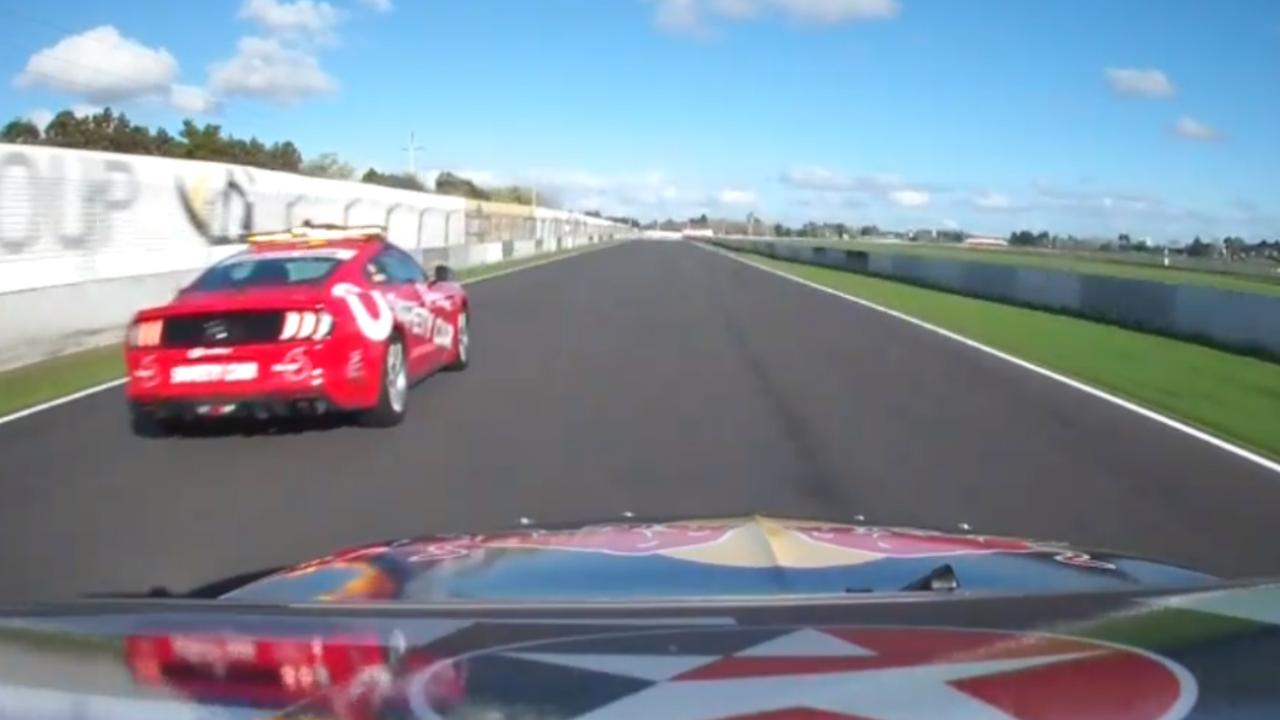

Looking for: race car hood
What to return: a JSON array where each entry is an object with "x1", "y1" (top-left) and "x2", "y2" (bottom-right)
[
  {"x1": 0, "y1": 518, "x2": 1270, "y2": 718},
  {"x1": 224, "y1": 516, "x2": 1216, "y2": 603}
]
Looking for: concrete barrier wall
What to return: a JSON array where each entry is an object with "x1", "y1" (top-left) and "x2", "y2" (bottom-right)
[
  {"x1": 0, "y1": 144, "x2": 626, "y2": 369},
  {"x1": 714, "y1": 238, "x2": 1280, "y2": 361}
]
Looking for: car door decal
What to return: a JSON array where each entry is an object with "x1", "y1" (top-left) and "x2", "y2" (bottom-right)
[
  {"x1": 414, "y1": 283, "x2": 456, "y2": 349},
  {"x1": 387, "y1": 294, "x2": 435, "y2": 342}
]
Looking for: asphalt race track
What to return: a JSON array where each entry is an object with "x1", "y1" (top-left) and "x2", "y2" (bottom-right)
[{"x1": 2, "y1": 240, "x2": 1278, "y2": 603}]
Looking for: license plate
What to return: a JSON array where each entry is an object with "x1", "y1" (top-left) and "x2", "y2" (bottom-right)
[{"x1": 170, "y1": 362, "x2": 259, "y2": 384}]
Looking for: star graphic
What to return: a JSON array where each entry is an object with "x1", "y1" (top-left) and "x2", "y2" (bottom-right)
[
  {"x1": 574, "y1": 649, "x2": 1100, "y2": 719},
  {"x1": 504, "y1": 629, "x2": 1108, "y2": 720}
]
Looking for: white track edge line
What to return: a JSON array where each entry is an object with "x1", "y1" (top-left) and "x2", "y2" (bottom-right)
[
  {"x1": 0, "y1": 378, "x2": 128, "y2": 427},
  {"x1": 0, "y1": 241, "x2": 628, "y2": 427},
  {"x1": 698, "y1": 241, "x2": 1280, "y2": 476}
]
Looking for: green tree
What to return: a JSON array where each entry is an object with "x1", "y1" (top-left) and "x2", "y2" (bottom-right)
[
  {"x1": 267, "y1": 141, "x2": 302, "y2": 172},
  {"x1": 488, "y1": 185, "x2": 535, "y2": 204},
  {"x1": 151, "y1": 127, "x2": 179, "y2": 156},
  {"x1": 362, "y1": 168, "x2": 426, "y2": 192},
  {"x1": 1, "y1": 118, "x2": 40, "y2": 143},
  {"x1": 434, "y1": 171, "x2": 489, "y2": 200},
  {"x1": 179, "y1": 120, "x2": 225, "y2": 161},
  {"x1": 1008, "y1": 229, "x2": 1049, "y2": 247},
  {"x1": 300, "y1": 152, "x2": 356, "y2": 180},
  {"x1": 43, "y1": 110, "x2": 90, "y2": 148},
  {"x1": 1186, "y1": 236, "x2": 1216, "y2": 258}
]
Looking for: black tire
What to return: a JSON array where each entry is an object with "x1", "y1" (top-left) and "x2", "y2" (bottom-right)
[
  {"x1": 445, "y1": 311, "x2": 470, "y2": 371},
  {"x1": 130, "y1": 404, "x2": 177, "y2": 438},
  {"x1": 358, "y1": 335, "x2": 409, "y2": 428}
]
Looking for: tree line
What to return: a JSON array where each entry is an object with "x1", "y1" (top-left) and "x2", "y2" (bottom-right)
[
  {"x1": 2, "y1": 108, "x2": 305, "y2": 172},
  {"x1": 1, "y1": 107, "x2": 550, "y2": 207},
  {"x1": 1010, "y1": 229, "x2": 1277, "y2": 258}
]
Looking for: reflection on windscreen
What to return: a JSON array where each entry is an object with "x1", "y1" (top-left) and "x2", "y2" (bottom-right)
[{"x1": 188, "y1": 257, "x2": 340, "y2": 291}]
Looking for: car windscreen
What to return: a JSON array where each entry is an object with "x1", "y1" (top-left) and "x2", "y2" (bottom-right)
[{"x1": 187, "y1": 256, "x2": 343, "y2": 291}]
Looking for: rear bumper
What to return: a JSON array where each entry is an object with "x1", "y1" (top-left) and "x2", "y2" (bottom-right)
[
  {"x1": 125, "y1": 339, "x2": 383, "y2": 414},
  {"x1": 130, "y1": 393, "x2": 337, "y2": 420}
]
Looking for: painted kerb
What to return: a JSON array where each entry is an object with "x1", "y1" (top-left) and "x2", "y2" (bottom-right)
[{"x1": 713, "y1": 238, "x2": 1280, "y2": 361}]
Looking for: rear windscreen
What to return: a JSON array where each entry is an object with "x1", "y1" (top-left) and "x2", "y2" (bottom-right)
[{"x1": 187, "y1": 257, "x2": 342, "y2": 291}]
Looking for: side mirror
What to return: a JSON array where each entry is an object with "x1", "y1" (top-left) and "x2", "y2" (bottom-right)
[{"x1": 433, "y1": 264, "x2": 455, "y2": 283}]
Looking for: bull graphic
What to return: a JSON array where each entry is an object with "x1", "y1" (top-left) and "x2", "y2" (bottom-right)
[{"x1": 176, "y1": 170, "x2": 254, "y2": 246}]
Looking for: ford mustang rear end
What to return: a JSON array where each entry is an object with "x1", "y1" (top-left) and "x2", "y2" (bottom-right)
[{"x1": 124, "y1": 225, "x2": 469, "y2": 435}]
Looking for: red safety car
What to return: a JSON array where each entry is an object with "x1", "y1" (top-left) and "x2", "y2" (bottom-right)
[{"x1": 124, "y1": 225, "x2": 469, "y2": 434}]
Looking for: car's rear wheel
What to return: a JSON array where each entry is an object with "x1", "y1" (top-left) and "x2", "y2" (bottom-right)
[
  {"x1": 446, "y1": 311, "x2": 469, "y2": 371},
  {"x1": 358, "y1": 335, "x2": 408, "y2": 428}
]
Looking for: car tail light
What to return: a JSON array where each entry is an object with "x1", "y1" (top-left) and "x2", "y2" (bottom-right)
[
  {"x1": 128, "y1": 319, "x2": 164, "y2": 348},
  {"x1": 280, "y1": 311, "x2": 333, "y2": 341}
]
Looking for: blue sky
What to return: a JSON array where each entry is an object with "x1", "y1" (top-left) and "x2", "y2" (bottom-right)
[{"x1": 2, "y1": 0, "x2": 1278, "y2": 240}]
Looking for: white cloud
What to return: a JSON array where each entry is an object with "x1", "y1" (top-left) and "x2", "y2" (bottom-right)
[
  {"x1": 970, "y1": 191, "x2": 1020, "y2": 211},
  {"x1": 781, "y1": 165, "x2": 936, "y2": 212},
  {"x1": 421, "y1": 168, "x2": 683, "y2": 213},
  {"x1": 209, "y1": 36, "x2": 336, "y2": 104},
  {"x1": 655, "y1": 0, "x2": 897, "y2": 34},
  {"x1": 1032, "y1": 181, "x2": 1165, "y2": 213},
  {"x1": 887, "y1": 189, "x2": 929, "y2": 207},
  {"x1": 656, "y1": 0, "x2": 705, "y2": 35},
  {"x1": 780, "y1": 166, "x2": 905, "y2": 193},
  {"x1": 710, "y1": 0, "x2": 761, "y2": 19},
  {"x1": 715, "y1": 188, "x2": 758, "y2": 206},
  {"x1": 780, "y1": 166, "x2": 857, "y2": 191},
  {"x1": 512, "y1": 169, "x2": 690, "y2": 213},
  {"x1": 71, "y1": 104, "x2": 102, "y2": 118},
  {"x1": 358, "y1": 0, "x2": 394, "y2": 12},
  {"x1": 25, "y1": 108, "x2": 54, "y2": 131},
  {"x1": 239, "y1": 0, "x2": 344, "y2": 40},
  {"x1": 769, "y1": 0, "x2": 899, "y2": 23},
  {"x1": 169, "y1": 84, "x2": 219, "y2": 114},
  {"x1": 1172, "y1": 115, "x2": 1220, "y2": 141},
  {"x1": 1104, "y1": 67, "x2": 1175, "y2": 98},
  {"x1": 14, "y1": 25, "x2": 178, "y2": 103}
]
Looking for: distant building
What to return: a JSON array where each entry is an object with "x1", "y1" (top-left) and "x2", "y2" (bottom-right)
[{"x1": 963, "y1": 235, "x2": 1009, "y2": 248}]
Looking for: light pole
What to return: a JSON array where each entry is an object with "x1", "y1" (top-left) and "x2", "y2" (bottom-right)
[{"x1": 402, "y1": 131, "x2": 424, "y2": 176}]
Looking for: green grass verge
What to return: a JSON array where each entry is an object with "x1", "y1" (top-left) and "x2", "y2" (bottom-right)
[
  {"x1": 828, "y1": 240, "x2": 1280, "y2": 297},
  {"x1": 749, "y1": 253, "x2": 1280, "y2": 461},
  {"x1": 0, "y1": 246, "x2": 609, "y2": 420},
  {"x1": 0, "y1": 345, "x2": 124, "y2": 419}
]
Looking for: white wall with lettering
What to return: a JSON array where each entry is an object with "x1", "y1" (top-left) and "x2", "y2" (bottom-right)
[{"x1": 0, "y1": 144, "x2": 469, "y2": 294}]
